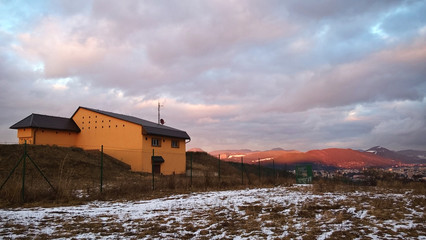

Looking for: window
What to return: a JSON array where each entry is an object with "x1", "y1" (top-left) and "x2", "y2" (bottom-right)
[
  {"x1": 152, "y1": 138, "x2": 161, "y2": 147},
  {"x1": 171, "y1": 140, "x2": 179, "y2": 148}
]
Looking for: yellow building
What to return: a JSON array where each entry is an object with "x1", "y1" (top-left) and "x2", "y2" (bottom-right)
[{"x1": 10, "y1": 106, "x2": 190, "y2": 174}]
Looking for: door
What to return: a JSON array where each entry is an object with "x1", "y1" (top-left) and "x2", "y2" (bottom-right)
[{"x1": 152, "y1": 164, "x2": 161, "y2": 174}]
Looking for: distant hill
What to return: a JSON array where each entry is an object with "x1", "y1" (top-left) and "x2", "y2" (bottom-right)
[
  {"x1": 366, "y1": 146, "x2": 426, "y2": 164},
  {"x1": 187, "y1": 148, "x2": 206, "y2": 152},
  {"x1": 209, "y1": 149, "x2": 253, "y2": 158},
  {"x1": 270, "y1": 147, "x2": 285, "y2": 151},
  {"x1": 209, "y1": 148, "x2": 396, "y2": 169},
  {"x1": 307, "y1": 148, "x2": 395, "y2": 168},
  {"x1": 397, "y1": 149, "x2": 426, "y2": 161}
]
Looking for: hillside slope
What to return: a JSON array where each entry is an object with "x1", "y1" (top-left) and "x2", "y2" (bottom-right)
[
  {"x1": 0, "y1": 144, "x2": 132, "y2": 182},
  {"x1": 0, "y1": 144, "x2": 143, "y2": 204},
  {"x1": 366, "y1": 146, "x2": 426, "y2": 164},
  {"x1": 210, "y1": 148, "x2": 396, "y2": 169},
  {"x1": 306, "y1": 148, "x2": 395, "y2": 168}
]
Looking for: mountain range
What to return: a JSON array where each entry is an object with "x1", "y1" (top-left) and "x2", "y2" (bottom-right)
[{"x1": 188, "y1": 146, "x2": 426, "y2": 169}]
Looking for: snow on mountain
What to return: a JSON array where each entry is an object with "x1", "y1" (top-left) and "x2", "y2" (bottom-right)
[
  {"x1": 366, "y1": 147, "x2": 426, "y2": 164},
  {"x1": 209, "y1": 148, "x2": 395, "y2": 169}
]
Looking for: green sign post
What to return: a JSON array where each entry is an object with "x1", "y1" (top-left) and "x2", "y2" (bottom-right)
[{"x1": 296, "y1": 165, "x2": 313, "y2": 184}]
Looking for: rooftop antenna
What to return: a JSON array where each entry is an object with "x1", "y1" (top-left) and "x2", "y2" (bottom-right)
[{"x1": 157, "y1": 101, "x2": 164, "y2": 125}]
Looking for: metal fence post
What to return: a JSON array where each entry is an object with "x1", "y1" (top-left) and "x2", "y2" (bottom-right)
[
  {"x1": 190, "y1": 152, "x2": 193, "y2": 188},
  {"x1": 21, "y1": 141, "x2": 27, "y2": 202},
  {"x1": 258, "y1": 158, "x2": 261, "y2": 184},
  {"x1": 218, "y1": 154, "x2": 221, "y2": 184},
  {"x1": 152, "y1": 149, "x2": 155, "y2": 190},
  {"x1": 241, "y1": 157, "x2": 244, "y2": 185},
  {"x1": 100, "y1": 145, "x2": 103, "y2": 193},
  {"x1": 273, "y1": 159, "x2": 276, "y2": 184}
]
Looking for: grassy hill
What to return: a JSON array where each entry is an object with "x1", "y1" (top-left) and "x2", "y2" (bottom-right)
[
  {"x1": 0, "y1": 144, "x2": 143, "y2": 205},
  {"x1": 186, "y1": 151, "x2": 294, "y2": 188},
  {"x1": 0, "y1": 145, "x2": 293, "y2": 206}
]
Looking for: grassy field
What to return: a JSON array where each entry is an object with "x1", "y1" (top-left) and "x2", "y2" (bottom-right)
[
  {"x1": 0, "y1": 144, "x2": 290, "y2": 206},
  {"x1": 1, "y1": 185, "x2": 424, "y2": 239},
  {"x1": 0, "y1": 144, "x2": 425, "y2": 239}
]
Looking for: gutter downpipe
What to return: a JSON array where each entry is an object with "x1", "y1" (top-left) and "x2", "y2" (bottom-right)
[{"x1": 33, "y1": 128, "x2": 38, "y2": 145}]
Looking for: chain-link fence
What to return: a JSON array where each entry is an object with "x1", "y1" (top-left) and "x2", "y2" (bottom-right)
[{"x1": 0, "y1": 144, "x2": 295, "y2": 204}]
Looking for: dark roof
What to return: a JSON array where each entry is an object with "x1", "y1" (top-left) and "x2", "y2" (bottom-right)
[
  {"x1": 152, "y1": 156, "x2": 165, "y2": 164},
  {"x1": 10, "y1": 114, "x2": 81, "y2": 132},
  {"x1": 73, "y1": 106, "x2": 190, "y2": 139}
]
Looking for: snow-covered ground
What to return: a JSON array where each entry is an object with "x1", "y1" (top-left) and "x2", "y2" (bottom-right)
[{"x1": 1, "y1": 185, "x2": 425, "y2": 239}]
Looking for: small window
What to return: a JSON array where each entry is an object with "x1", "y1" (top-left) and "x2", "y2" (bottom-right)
[
  {"x1": 171, "y1": 140, "x2": 179, "y2": 148},
  {"x1": 95, "y1": 121, "x2": 97, "y2": 123},
  {"x1": 152, "y1": 138, "x2": 161, "y2": 147}
]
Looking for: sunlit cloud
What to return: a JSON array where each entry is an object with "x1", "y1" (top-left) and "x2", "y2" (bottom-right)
[{"x1": 0, "y1": 0, "x2": 425, "y2": 151}]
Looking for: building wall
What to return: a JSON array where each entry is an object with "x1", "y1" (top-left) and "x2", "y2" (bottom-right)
[
  {"x1": 141, "y1": 136, "x2": 187, "y2": 175},
  {"x1": 17, "y1": 128, "x2": 34, "y2": 144},
  {"x1": 15, "y1": 108, "x2": 187, "y2": 174},
  {"x1": 34, "y1": 129, "x2": 78, "y2": 146},
  {"x1": 72, "y1": 108, "x2": 144, "y2": 171},
  {"x1": 17, "y1": 128, "x2": 78, "y2": 146}
]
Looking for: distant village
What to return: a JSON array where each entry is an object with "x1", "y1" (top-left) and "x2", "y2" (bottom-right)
[
  {"x1": 211, "y1": 147, "x2": 426, "y2": 183},
  {"x1": 312, "y1": 165, "x2": 426, "y2": 182}
]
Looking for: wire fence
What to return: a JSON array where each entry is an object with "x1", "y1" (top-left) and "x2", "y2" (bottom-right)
[{"x1": 0, "y1": 143, "x2": 296, "y2": 204}]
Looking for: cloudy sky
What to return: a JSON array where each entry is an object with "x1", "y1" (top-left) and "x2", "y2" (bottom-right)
[{"x1": 1, "y1": 0, "x2": 425, "y2": 152}]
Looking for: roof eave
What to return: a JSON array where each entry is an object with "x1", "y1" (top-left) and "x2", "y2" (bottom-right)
[{"x1": 9, "y1": 125, "x2": 80, "y2": 133}]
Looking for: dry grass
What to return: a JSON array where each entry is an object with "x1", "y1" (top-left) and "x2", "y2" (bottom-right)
[
  {"x1": 1, "y1": 184, "x2": 425, "y2": 239},
  {"x1": 0, "y1": 145, "x2": 296, "y2": 207},
  {"x1": 1, "y1": 144, "x2": 424, "y2": 211}
]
